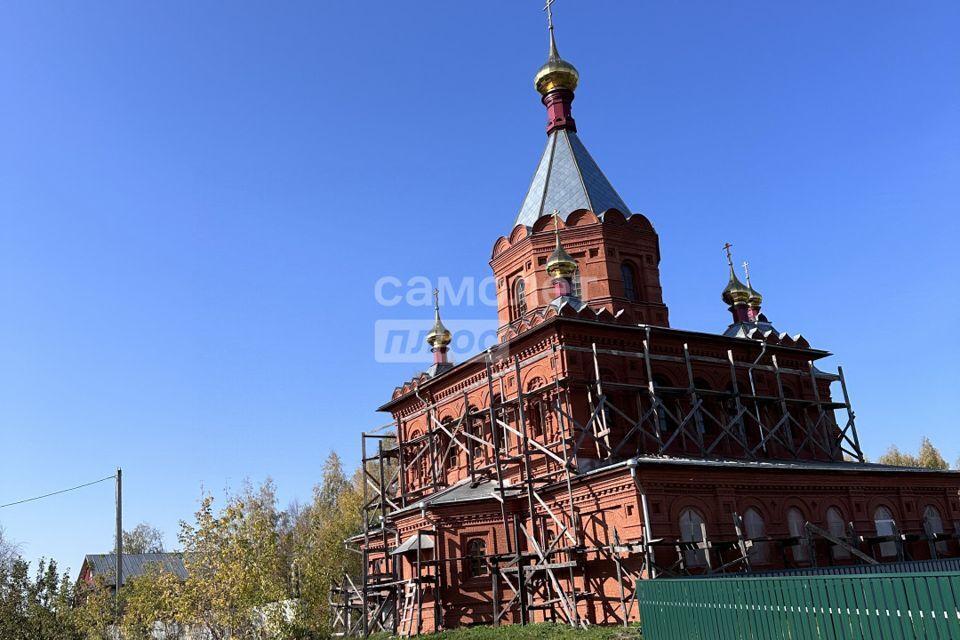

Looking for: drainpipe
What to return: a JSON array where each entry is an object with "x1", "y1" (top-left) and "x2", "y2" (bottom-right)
[{"x1": 626, "y1": 458, "x2": 656, "y2": 578}]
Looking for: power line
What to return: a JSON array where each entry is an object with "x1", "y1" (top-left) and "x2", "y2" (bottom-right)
[{"x1": 0, "y1": 474, "x2": 116, "y2": 510}]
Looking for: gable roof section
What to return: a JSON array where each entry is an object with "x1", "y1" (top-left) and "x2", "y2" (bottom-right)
[{"x1": 515, "y1": 129, "x2": 631, "y2": 228}]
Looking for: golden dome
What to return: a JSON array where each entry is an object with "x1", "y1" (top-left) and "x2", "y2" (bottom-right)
[
  {"x1": 426, "y1": 292, "x2": 452, "y2": 349},
  {"x1": 546, "y1": 211, "x2": 578, "y2": 279},
  {"x1": 742, "y1": 261, "x2": 763, "y2": 308},
  {"x1": 721, "y1": 265, "x2": 752, "y2": 307},
  {"x1": 534, "y1": 31, "x2": 579, "y2": 95},
  {"x1": 546, "y1": 243, "x2": 578, "y2": 279}
]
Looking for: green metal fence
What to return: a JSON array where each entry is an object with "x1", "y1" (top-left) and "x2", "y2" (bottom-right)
[{"x1": 636, "y1": 572, "x2": 960, "y2": 640}]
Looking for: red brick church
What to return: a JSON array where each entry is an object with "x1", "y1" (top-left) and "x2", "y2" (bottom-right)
[{"x1": 335, "y1": 10, "x2": 960, "y2": 638}]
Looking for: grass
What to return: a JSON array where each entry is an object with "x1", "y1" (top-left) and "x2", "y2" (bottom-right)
[{"x1": 369, "y1": 622, "x2": 641, "y2": 640}]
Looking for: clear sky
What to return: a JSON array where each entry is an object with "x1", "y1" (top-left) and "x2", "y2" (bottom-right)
[{"x1": 1, "y1": 1, "x2": 957, "y2": 572}]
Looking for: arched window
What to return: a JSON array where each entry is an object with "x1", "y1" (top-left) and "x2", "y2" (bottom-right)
[
  {"x1": 466, "y1": 538, "x2": 487, "y2": 577},
  {"x1": 653, "y1": 376, "x2": 678, "y2": 434},
  {"x1": 621, "y1": 263, "x2": 638, "y2": 302},
  {"x1": 826, "y1": 507, "x2": 850, "y2": 560},
  {"x1": 512, "y1": 278, "x2": 527, "y2": 319},
  {"x1": 743, "y1": 508, "x2": 768, "y2": 564},
  {"x1": 874, "y1": 506, "x2": 897, "y2": 557},
  {"x1": 924, "y1": 505, "x2": 947, "y2": 554},
  {"x1": 787, "y1": 508, "x2": 809, "y2": 563},
  {"x1": 679, "y1": 508, "x2": 706, "y2": 567}
]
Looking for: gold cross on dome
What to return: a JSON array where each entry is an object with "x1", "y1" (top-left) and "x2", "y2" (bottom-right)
[
  {"x1": 544, "y1": 0, "x2": 556, "y2": 31},
  {"x1": 722, "y1": 242, "x2": 734, "y2": 267},
  {"x1": 742, "y1": 261, "x2": 752, "y2": 287},
  {"x1": 433, "y1": 288, "x2": 440, "y2": 311}
]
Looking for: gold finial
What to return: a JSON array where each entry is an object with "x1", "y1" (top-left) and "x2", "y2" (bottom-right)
[
  {"x1": 546, "y1": 209, "x2": 578, "y2": 279},
  {"x1": 534, "y1": 0, "x2": 579, "y2": 95},
  {"x1": 721, "y1": 242, "x2": 751, "y2": 307},
  {"x1": 742, "y1": 260, "x2": 751, "y2": 287},
  {"x1": 426, "y1": 288, "x2": 452, "y2": 349},
  {"x1": 544, "y1": 0, "x2": 558, "y2": 58}
]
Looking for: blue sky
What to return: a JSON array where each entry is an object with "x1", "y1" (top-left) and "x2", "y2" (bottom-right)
[{"x1": 0, "y1": 1, "x2": 957, "y2": 571}]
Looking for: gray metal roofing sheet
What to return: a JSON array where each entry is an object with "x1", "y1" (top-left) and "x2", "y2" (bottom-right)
[
  {"x1": 515, "y1": 129, "x2": 631, "y2": 228},
  {"x1": 391, "y1": 533, "x2": 435, "y2": 555},
  {"x1": 84, "y1": 553, "x2": 187, "y2": 586}
]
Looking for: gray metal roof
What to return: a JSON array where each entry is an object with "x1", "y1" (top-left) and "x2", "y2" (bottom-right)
[
  {"x1": 83, "y1": 553, "x2": 187, "y2": 586},
  {"x1": 515, "y1": 129, "x2": 632, "y2": 228},
  {"x1": 391, "y1": 533, "x2": 435, "y2": 555},
  {"x1": 392, "y1": 478, "x2": 522, "y2": 517},
  {"x1": 579, "y1": 455, "x2": 960, "y2": 478}
]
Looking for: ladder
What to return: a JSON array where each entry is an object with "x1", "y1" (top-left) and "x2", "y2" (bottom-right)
[{"x1": 398, "y1": 581, "x2": 417, "y2": 637}]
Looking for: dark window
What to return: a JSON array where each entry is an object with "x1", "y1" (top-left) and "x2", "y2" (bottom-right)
[
  {"x1": 513, "y1": 278, "x2": 527, "y2": 318},
  {"x1": 466, "y1": 538, "x2": 487, "y2": 577},
  {"x1": 744, "y1": 508, "x2": 769, "y2": 563},
  {"x1": 622, "y1": 263, "x2": 638, "y2": 302},
  {"x1": 826, "y1": 507, "x2": 850, "y2": 559},
  {"x1": 679, "y1": 508, "x2": 706, "y2": 567}
]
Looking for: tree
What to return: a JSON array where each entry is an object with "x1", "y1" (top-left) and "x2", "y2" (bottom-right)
[
  {"x1": 0, "y1": 526, "x2": 19, "y2": 570},
  {"x1": 119, "y1": 567, "x2": 184, "y2": 640},
  {"x1": 72, "y1": 575, "x2": 116, "y2": 640},
  {"x1": 878, "y1": 437, "x2": 949, "y2": 470},
  {"x1": 177, "y1": 480, "x2": 290, "y2": 639},
  {"x1": 115, "y1": 522, "x2": 166, "y2": 555},
  {"x1": 288, "y1": 452, "x2": 364, "y2": 637},
  {"x1": 917, "y1": 437, "x2": 949, "y2": 470},
  {"x1": 0, "y1": 556, "x2": 80, "y2": 640}
]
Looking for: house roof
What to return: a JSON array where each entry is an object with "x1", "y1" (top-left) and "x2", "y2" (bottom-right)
[
  {"x1": 82, "y1": 553, "x2": 187, "y2": 587},
  {"x1": 515, "y1": 128, "x2": 631, "y2": 228}
]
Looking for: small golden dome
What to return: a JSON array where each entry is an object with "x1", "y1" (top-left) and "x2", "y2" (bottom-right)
[
  {"x1": 546, "y1": 243, "x2": 578, "y2": 279},
  {"x1": 722, "y1": 265, "x2": 752, "y2": 307},
  {"x1": 426, "y1": 291, "x2": 452, "y2": 349},
  {"x1": 534, "y1": 32, "x2": 579, "y2": 95},
  {"x1": 742, "y1": 261, "x2": 763, "y2": 308},
  {"x1": 546, "y1": 211, "x2": 578, "y2": 279}
]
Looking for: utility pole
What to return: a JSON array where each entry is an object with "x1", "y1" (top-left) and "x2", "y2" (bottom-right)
[{"x1": 115, "y1": 467, "x2": 122, "y2": 612}]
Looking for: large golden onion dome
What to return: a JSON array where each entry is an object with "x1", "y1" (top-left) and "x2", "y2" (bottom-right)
[
  {"x1": 534, "y1": 31, "x2": 579, "y2": 95},
  {"x1": 721, "y1": 265, "x2": 752, "y2": 307}
]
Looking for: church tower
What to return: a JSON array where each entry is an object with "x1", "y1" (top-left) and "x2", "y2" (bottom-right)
[{"x1": 490, "y1": 10, "x2": 669, "y2": 336}]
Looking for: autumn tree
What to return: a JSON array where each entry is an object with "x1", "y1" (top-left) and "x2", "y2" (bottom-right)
[
  {"x1": 177, "y1": 480, "x2": 290, "y2": 639},
  {"x1": 119, "y1": 566, "x2": 184, "y2": 640},
  {"x1": 288, "y1": 452, "x2": 364, "y2": 637},
  {"x1": 878, "y1": 437, "x2": 949, "y2": 470},
  {"x1": 72, "y1": 575, "x2": 117, "y2": 640},
  {"x1": 115, "y1": 522, "x2": 166, "y2": 555}
]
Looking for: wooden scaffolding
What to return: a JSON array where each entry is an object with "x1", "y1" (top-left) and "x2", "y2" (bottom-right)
[{"x1": 330, "y1": 327, "x2": 955, "y2": 636}]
